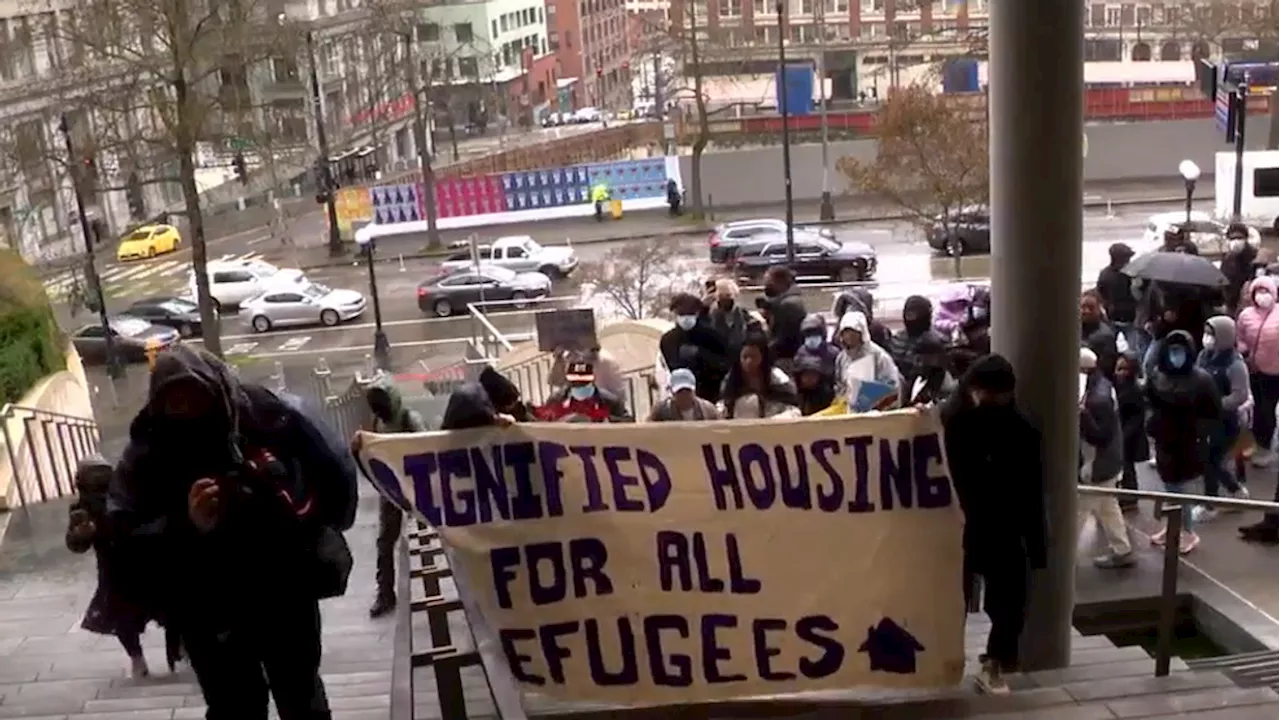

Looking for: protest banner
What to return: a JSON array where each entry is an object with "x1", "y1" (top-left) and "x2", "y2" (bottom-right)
[{"x1": 359, "y1": 410, "x2": 966, "y2": 707}]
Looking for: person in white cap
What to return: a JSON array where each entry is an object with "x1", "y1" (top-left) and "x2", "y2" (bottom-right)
[
  {"x1": 647, "y1": 368, "x2": 720, "y2": 422},
  {"x1": 1077, "y1": 346, "x2": 1134, "y2": 568}
]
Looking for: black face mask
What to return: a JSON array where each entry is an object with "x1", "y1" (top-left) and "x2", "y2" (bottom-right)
[
  {"x1": 904, "y1": 316, "x2": 931, "y2": 334},
  {"x1": 717, "y1": 298, "x2": 734, "y2": 312},
  {"x1": 763, "y1": 286, "x2": 780, "y2": 298}
]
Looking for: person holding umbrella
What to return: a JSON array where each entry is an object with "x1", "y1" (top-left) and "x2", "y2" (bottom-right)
[{"x1": 1123, "y1": 250, "x2": 1225, "y2": 375}]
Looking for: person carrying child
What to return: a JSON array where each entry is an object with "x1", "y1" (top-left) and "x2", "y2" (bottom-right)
[{"x1": 66, "y1": 455, "x2": 183, "y2": 679}]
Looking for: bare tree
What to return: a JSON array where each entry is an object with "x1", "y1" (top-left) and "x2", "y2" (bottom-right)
[
  {"x1": 578, "y1": 236, "x2": 701, "y2": 320},
  {"x1": 30, "y1": 0, "x2": 302, "y2": 358},
  {"x1": 837, "y1": 83, "x2": 988, "y2": 274}
]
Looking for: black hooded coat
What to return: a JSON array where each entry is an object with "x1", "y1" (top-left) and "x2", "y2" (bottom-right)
[
  {"x1": 940, "y1": 355, "x2": 1047, "y2": 572},
  {"x1": 1144, "y1": 330, "x2": 1222, "y2": 483},
  {"x1": 110, "y1": 346, "x2": 358, "y2": 623}
]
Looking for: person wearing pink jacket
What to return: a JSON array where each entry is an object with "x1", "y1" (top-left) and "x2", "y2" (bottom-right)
[{"x1": 1236, "y1": 275, "x2": 1279, "y2": 467}]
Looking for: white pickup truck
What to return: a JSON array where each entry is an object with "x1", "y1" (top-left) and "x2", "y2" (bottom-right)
[{"x1": 440, "y1": 235, "x2": 579, "y2": 278}]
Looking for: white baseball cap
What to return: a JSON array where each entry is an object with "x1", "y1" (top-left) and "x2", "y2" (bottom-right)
[{"x1": 669, "y1": 368, "x2": 697, "y2": 392}]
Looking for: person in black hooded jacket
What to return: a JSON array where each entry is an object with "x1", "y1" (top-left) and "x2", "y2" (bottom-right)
[
  {"x1": 890, "y1": 295, "x2": 948, "y2": 378},
  {"x1": 1144, "y1": 329, "x2": 1222, "y2": 555},
  {"x1": 659, "y1": 292, "x2": 729, "y2": 402},
  {"x1": 941, "y1": 354, "x2": 1046, "y2": 695},
  {"x1": 111, "y1": 345, "x2": 359, "y2": 720}
]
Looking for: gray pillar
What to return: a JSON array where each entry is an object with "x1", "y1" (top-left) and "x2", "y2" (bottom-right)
[{"x1": 988, "y1": 0, "x2": 1084, "y2": 672}]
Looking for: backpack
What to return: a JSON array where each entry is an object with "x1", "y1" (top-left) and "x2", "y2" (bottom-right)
[{"x1": 272, "y1": 390, "x2": 359, "y2": 531}]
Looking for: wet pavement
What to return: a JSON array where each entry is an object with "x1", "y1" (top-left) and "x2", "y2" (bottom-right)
[{"x1": 0, "y1": 483, "x2": 395, "y2": 719}]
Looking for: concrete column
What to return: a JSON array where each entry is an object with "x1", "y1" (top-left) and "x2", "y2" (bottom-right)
[{"x1": 988, "y1": 0, "x2": 1084, "y2": 672}]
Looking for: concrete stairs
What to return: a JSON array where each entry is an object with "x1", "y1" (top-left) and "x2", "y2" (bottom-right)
[{"x1": 849, "y1": 616, "x2": 1280, "y2": 720}]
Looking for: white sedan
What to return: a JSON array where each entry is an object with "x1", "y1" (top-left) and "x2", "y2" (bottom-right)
[
  {"x1": 243, "y1": 281, "x2": 367, "y2": 333},
  {"x1": 1140, "y1": 211, "x2": 1261, "y2": 256}
]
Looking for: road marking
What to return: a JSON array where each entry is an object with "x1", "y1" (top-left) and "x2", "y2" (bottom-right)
[
  {"x1": 213, "y1": 308, "x2": 545, "y2": 342},
  {"x1": 226, "y1": 341, "x2": 260, "y2": 355},
  {"x1": 238, "y1": 333, "x2": 536, "y2": 359},
  {"x1": 277, "y1": 336, "x2": 312, "y2": 352}
]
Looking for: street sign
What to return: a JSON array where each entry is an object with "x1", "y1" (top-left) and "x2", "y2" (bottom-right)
[{"x1": 1215, "y1": 86, "x2": 1234, "y2": 139}]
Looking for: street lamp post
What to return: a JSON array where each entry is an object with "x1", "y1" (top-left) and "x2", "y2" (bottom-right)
[
  {"x1": 355, "y1": 228, "x2": 392, "y2": 370},
  {"x1": 59, "y1": 114, "x2": 121, "y2": 380},
  {"x1": 816, "y1": 0, "x2": 834, "y2": 222},
  {"x1": 305, "y1": 30, "x2": 344, "y2": 258},
  {"x1": 1178, "y1": 159, "x2": 1200, "y2": 224},
  {"x1": 775, "y1": 0, "x2": 796, "y2": 264}
]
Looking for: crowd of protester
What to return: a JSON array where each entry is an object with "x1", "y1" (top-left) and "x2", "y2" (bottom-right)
[{"x1": 58, "y1": 223, "x2": 1278, "y2": 711}]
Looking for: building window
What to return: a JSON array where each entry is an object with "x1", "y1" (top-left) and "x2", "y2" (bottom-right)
[
  {"x1": 492, "y1": 19, "x2": 498, "y2": 37},
  {"x1": 824, "y1": 0, "x2": 849, "y2": 13},
  {"x1": 455, "y1": 23, "x2": 474, "y2": 42},
  {"x1": 272, "y1": 56, "x2": 299, "y2": 83},
  {"x1": 793, "y1": 0, "x2": 815, "y2": 14},
  {"x1": 861, "y1": 0, "x2": 884, "y2": 13},
  {"x1": 720, "y1": 0, "x2": 741, "y2": 16},
  {"x1": 1104, "y1": 6, "x2": 1122, "y2": 26},
  {"x1": 458, "y1": 57, "x2": 479, "y2": 78},
  {"x1": 418, "y1": 23, "x2": 439, "y2": 41},
  {"x1": 1088, "y1": 3, "x2": 1104, "y2": 26}
]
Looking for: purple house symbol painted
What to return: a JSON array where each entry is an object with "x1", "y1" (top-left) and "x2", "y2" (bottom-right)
[{"x1": 858, "y1": 618, "x2": 925, "y2": 674}]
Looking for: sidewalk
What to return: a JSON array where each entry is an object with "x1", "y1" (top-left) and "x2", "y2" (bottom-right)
[{"x1": 257, "y1": 178, "x2": 1187, "y2": 271}]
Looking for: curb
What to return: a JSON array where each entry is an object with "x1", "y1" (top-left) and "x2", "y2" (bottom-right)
[{"x1": 295, "y1": 193, "x2": 1186, "y2": 272}]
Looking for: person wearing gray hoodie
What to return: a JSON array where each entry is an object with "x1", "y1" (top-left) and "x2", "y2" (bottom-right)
[{"x1": 1195, "y1": 315, "x2": 1253, "y2": 519}]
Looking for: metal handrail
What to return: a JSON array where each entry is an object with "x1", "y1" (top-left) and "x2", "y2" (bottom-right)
[{"x1": 1076, "y1": 484, "x2": 1278, "y2": 679}]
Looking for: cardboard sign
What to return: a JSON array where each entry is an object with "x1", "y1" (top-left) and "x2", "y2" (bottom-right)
[
  {"x1": 359, "y1": 410, "x2": 966, "y2": 707},
  {"x1": 535, "y1": 308, "x2": 597, "y2": 352}
]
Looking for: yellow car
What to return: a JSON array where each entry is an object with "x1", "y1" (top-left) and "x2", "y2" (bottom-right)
[{"x1": 117, "y1": 224, "x2": 181, "y2": 261}]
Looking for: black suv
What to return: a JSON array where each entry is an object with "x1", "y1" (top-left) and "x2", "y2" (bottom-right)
[
  {"x1": 733, "y1": 235, "x2": 877, "y2": 284},
  {"x1": 925, "y1": 207, "x2": 990, "y2": 256}
]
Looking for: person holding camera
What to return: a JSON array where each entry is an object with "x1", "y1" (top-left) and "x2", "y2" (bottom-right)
[
  {"x1": 758, "y1": 266, "x2": 807, "y2": 366},
  {"x1": 111, "y1": 345, "x2": 358, "y2": 719}
]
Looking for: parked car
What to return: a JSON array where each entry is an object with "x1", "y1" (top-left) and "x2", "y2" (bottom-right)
[
  {"x1": 925, "y1": 207, "x2": 990, "y2": 256},
  {"x1": 125, "y1": 296, "x2": 204, "y2": 337},
  {"x1": 189, "y1": 259, "x2": 305, "y2": 311},
  {"x1": 71, "y1": 316, "x2": 181, "y2": 366},
  {"x1": 117, "y1": 224, "x2": 182, "y2": 261},
  {"x1": 571, "y1": 107, "x2": 602, "y2": 123},
  {"x1": 1140, "y1": 211, "x2": 1262, "y2": 256},
  {"x1": 242, "y1": 280, "x2": 367, "y2": 332},
  {"x1": 734, "y1": 235, "x2": 878, "y2": 283},
  {"x1": 416, "y1": 265, "x2": 552, "y2": 317},
  {"x1": 440, "y1": 235, "x2": 578, "y2": 278},
  {"x1": 708, "y1": 219, "x2": 835, "y2": 263}
]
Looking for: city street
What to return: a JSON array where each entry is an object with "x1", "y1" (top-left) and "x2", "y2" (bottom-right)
[{"x1": 44, "y1": 200, "x2": 1203, "y2": 374}]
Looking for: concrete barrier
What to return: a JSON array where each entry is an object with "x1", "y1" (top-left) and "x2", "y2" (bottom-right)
[{"x1": 679, "y1": 116, "x2": 1273, "y2": 209}]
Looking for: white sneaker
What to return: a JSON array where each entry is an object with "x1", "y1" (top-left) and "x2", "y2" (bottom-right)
[
  {"x1": 1222, "y1": 487, "x2": 1250, "y2": 513},
  {"x1": 129, "y1": 655, "x2": 150, "y2": 681},
  {"x1": 1192, "y1": 506, "x2": 1218, "y2": 523},
  {"x1": 975, "y1": 656, "x2": 1011, "y2": 695}
]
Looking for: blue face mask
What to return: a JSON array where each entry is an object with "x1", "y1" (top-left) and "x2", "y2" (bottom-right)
[
  {"x1": 675, "y1": 315, "x2": 697, "y2": 331},
  {"x1": 803, "y1": 335, "x2": 824, "y2": 350},
  {"x1": 569, "y1": 385, "x2": 596, "y2": 401},
  {"x1": 1165, "y1": 346, "x2": 1188, "y2": 370}
]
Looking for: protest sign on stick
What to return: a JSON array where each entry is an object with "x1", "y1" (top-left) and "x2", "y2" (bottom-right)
[{"x1": 359, "y1": 411, "x2": 966, "y2": 707}]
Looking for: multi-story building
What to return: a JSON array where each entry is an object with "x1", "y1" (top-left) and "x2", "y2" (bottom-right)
[
  {"x1": 546, "y1": 0, "x2": 632, "y2": 111},
  {"x1": 413, "y1": 0, "x2": 561, "y2": 129}
]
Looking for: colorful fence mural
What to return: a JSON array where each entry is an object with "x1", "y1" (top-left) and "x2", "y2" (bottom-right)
[{"x1": 333, "y1": 156, "x2": 682, "y2": 239}]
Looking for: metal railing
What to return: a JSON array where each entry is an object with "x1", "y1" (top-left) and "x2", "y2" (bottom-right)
[
  {"x1": 0, "y1": 404, "x2": 101, "y2": 516},
  {"x1": 1076, "y1": 485, "x2": 1280, "y2": 678}
]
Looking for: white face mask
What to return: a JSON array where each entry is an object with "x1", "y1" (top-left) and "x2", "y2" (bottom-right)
[
  {"x1": 675, "y1": 315, "x2": 697, "y2": 330},
  {"x1": 1256, "y1": 292, "x2": 1276, "y2": 310},
  {"x1": 1202, "y1": 334, "x2": 1217, "y2": 351}
]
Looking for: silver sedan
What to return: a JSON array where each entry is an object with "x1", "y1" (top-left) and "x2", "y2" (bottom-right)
[{"x1": 243, "y1": 281, "x2": 367, "y2": 333}]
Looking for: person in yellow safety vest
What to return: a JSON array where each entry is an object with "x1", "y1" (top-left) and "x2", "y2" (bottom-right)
[{"x1": 590, "y1": 183, "x2": 610, "y2": 222}]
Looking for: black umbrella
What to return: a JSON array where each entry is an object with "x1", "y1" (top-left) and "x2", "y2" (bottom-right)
[{"x1": 1121, "y1": 251, "x2": 1226, "y2": 288}]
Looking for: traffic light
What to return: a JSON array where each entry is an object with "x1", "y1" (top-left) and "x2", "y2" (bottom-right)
[{"x1": 233, "y1": 152, "x2": 248, "y2": 185}]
